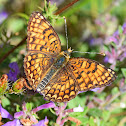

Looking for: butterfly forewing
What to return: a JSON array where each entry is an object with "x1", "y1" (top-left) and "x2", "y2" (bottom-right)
[
  {"x1": 27, "y1": 12, "x2": 61, "y2": 55},
  {"x1": 24, "y1": 12, "x2": 62, "y2": 91}
]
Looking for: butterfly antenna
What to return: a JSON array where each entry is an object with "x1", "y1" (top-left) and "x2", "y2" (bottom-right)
[
  {"x1": 63, "y1": 16, "x2": 69, "y2": 49},
  {"x1": 72, "y1": 51, "x2": 106, "y2": 56}
]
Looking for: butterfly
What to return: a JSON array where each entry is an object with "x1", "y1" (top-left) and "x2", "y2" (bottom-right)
[{"x1": 24, "y1": 12, "x2": 116, "y2": 102}]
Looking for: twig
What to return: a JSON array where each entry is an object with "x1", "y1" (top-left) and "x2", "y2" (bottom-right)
[
  {"x1": 0, "y1": 37, "x2": 27, "y2": 64},
  {"x1": 54, "y1": 0, "x2": 79, "y2": 15}
]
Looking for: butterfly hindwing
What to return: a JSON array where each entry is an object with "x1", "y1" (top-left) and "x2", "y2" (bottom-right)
[
  {"x1": 41, "y1": 66, "x2": 78, "y2": 102},
  {"x1": 67, "y1": 58, "x2": 116, "y2": 91},
  {"x1": 24, "y1": 52, "x2": 55, "y2": 90}
]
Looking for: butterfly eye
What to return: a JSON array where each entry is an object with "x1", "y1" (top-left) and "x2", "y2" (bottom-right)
[
  {"x1": 64, "y1": 53, "x2": 67, "y2": 57},
  {"x1": 63, "y1": 52, "x2": 69, "y2": 57}
]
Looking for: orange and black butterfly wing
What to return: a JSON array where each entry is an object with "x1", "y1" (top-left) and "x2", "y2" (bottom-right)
[
  {"x1": 41, "y1": 66, "x2": 78, "y2": 102},
  {"x1": 27, "y1": 12, "x2": 61, "y2": 55},
  {"x1": 24, "y1": 12, "x2": 62, "y2": 90},
  {"x1": 67, "y1": 58, "x2": 116, "y2": 91},
  {"x1": 40, "y1": 58, "x2": 116, "y2": 102},
  {"x1": 24, "y1": 53, "x2": 55, "y2": 90}
]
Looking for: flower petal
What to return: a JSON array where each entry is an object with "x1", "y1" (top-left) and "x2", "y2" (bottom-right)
[
  {"x1": 7, "y1": 62, "x2": 20, "y2": 81},
  {"x1": 33, "y1": 116, "x2": 48, "y2": 126},
  {"x1": 0, "y1": 104, "x2": 13, "y2": 120},
  {"x1": 0, "y1": 11, "x2": 8, "y2": 24},
  {"x1": 14, "y1": 111, "x2": 24, "y2": 118},
  {"x1": 91, "y1": 88, "x2": 100, "y2": 92},
  {"x1": 32, "y1": 102, "x2": 55, "y2": 113},
  {"x1": 73, "y1": 105, "x2": 84, "y2": 112},
  {"x1": 2, "y1": 119, "x2": 22, "y2": 126}
]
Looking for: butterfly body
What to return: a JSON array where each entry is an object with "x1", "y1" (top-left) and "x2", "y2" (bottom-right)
[
  {"x1": 24, "y1": 12, "x2": 116, "y2": 102},
  {"x1": 37, "y1": 48, "x2": 72, "y2": 92}
]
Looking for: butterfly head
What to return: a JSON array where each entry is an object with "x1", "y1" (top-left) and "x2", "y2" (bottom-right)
[
  {"x1": 63, "y1": 47, "x2": 73, "y2": 57},
  {"x1": 57, "y1": 47, "x2": 73, "y2": 65}
]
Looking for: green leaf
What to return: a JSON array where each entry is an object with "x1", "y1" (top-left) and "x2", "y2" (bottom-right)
[
  {"x1": 12, "y1": 13, "x2": 29, "y2": 21},
  {"x1": 67, "y1": 95, "x2": 86, "y2": 108},
  {"x1": 26, "y1": 102, "x2": 33, "y2": 111},
  {"x1": 79, "y1": 43, "x2": 89, "y2": 52},
  {"x1": 71, "y1": 117, "x2": 89, "y2": 125},
  {"x1": 1, "y1": 97, "x2": 10, "y2": 107},
  {"x1": 103, "y1": 44, "x2": 111, "y2": 52},
  {"x1": 111, "y1": 87, "x2": 119, "y2": 95},
  {"x1": 89, "y1": 116, "x2": 95, "y2": 126},
  {"x1": 118, "y1": 25, "x2": 123, "y2": 34},
  {"x1": 7, "y1": 18, "x2": 25, "y2": 33},
  {"x1": 77, "y1": 117, "x2": 89, "y2": 125},
  {"x1": 110, "y1": 42, "x2": 116, "y2": 48},
  {"x1": 102, "y1": 110, "x2": 111, "y2": 122},
  {"x1": 39, "y1": 0, "x2": 58, "y2": 19},
  {"x1": 16, "y1": 104, "x2": 21, "y2": 112},
  {"x1": 121, "y1": 68, "x2": 126, "y2": 78},
  {"x1": 88, "y1": 108, "x2": 102, "y2": 117}
]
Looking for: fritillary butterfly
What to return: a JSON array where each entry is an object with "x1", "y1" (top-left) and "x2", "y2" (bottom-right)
[{"x1": 24, "y1": 12, "x2": 116, "y2": 102}]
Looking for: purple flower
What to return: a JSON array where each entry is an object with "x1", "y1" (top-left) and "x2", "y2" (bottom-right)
[
  {"x1": 7, "y1": 62, "x2": 20, "y2": 81},
  {"x1": 33, "y1": 116, "x2": 48, "y2": 126},
  {"x1": 2, "y1": 119, "x2": 22, "y2": 126},
  {"x1": 109, "y1": 36, "x2": 118, "y2": 44},
  {"x1": 0, "y1": 11, "x2": 8, "y2": 24},
  {"x1": 32, "y1": 102, "x2": 56, "y2": 113},
  {"x1": 14, "y1": 102, "x2": 55, "y2": 125},
  {"x1": 77, "y1": 91, "x2": 85, "y2": 94},
  {"x1": 122, "y1": 22, "x2": 126, "y2": 34},
  {"x1": 119, "y1": 78, "x2": 126, "y2": 92},
  {"x1": 55, "y1": 103, "x2": 84, "y2": 126},
  {"x1": 104, "y1": 22, "x2": 126, "y2": 69},
  {"x1": 89, "y1": 38, "x2": 103, "y2": 46},
  {"x1": 78, "y1": 87, "x2": 100, "y2": 94},
  {"x1": 87, "y1": 101, "x2": 95, "y2": 108},
  {"x1": 109, "y1": 30, "x2": 119, "y2": 44},
  {"x1": 14, "y1": 111, "x2": 24, "y2": 118},
  {"x1": 104, "y1": 56, "x2": 109, "y2": 63},
  {"x1": 0, "y1": 104, "x2": 13, "y2": 120},
  {"x1": 90, "y1": 88, "x2": 100, "y2": 92}
]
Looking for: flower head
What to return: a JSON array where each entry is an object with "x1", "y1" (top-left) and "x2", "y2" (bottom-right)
[
  {"x1": 7, "y1": 62, "x2": 20, "y2": 81},
  {"x1": 104, "y1": 22, "x2": 126, "y2": 68},
  {"x1": 14, "y1": 102, "x2": 55, "y2": 125},
  {"x1": 0, "y1": 74, "x2": 8, "y2": 94}
]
